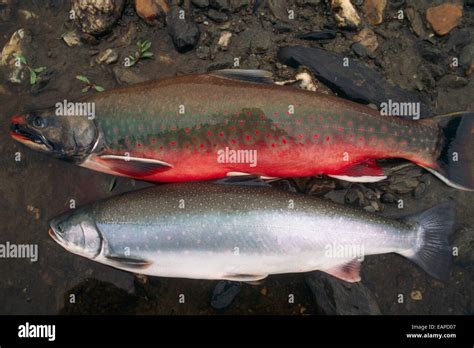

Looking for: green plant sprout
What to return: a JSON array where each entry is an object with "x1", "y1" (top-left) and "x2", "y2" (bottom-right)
[
  {"x1": 76, "y1": 75, "x2": 105, "y2": 93},
  {"x1": 126, "y1": 40, "x2": 153, "y2": 67},
  {"x1": 12, "y1": 53, "x2": 46, "y2": 85}
]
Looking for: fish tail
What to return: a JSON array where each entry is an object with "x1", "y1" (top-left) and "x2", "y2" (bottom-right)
[
  {"x1": 400, "y1": 202, "x2": 455, "y2": 282},
  {"x1": 420, "y1": 112, "x2": 474, "y2": 191}
]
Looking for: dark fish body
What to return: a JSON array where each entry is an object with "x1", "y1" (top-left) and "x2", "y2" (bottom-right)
[
  {"x1": 49, "y1": 183, "x2": 454, "y2": 282},
  {"x1": 10, "y1": 71, "x2": 474, "y2": 190}
]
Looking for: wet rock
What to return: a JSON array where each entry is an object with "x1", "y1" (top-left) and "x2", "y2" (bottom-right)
[
  {"x1": 460, "y1": 43, "x2": 474, "y2": 69},
  {"x1": 415, "y1": 40, "x2": 447, "y2": 65},
  {"x1": 96, "y1": 48, "x2": 118, "y2": 64},
  {"x1": 0, "y1": 0, "x2": 11, "y2": 22},
  {"x1": 353, "y1": 27, "x2": 378, "y2": 52},
  {"x1": 374, "y1": 163, "x2": 425, "y2": 195},
  {"x1": 250, "y1": 31, "x2": 271, "y2": 53},
  {"x1": 0, "y1": 28, "x2": 32, "y2": 84},
  {"x1": 297, "y1": 30, "x2": 337, "y2": 41},
  {"x1": 331, "y1": 0, "x2": 361, "y2": 30},
  {"x1": 210, "y1": 0, "x2": 230, "y2": 10},
  {"x1": 446, "y1": 29, "x2": 471, "y2": 53},
  {"x1": 62, "y1": 30, "x2": 82, "y2": 47},
  {"x1": 192, "y1": 0, "x2": 209, "y2": 8},
  {"x1": 207, "y1": 8, "x2": 228, "y2": 22},
  {"x1": 426, "y1": 3, "x2": 462, "y2": 36},
  {"x1": 118, "y1": 22, "x2": 138, "y2": 47},
  {"x1": 278, "y1": 45, "x2": 432, "y2": 117},
  {"x1": 437, "y1": 74, "x2": 469, "y2": 89},
  {"x1": 207, "y1": 53, "x2": 234, "y2": 70},
  {"x1": 305, "y1": 272, "x2": 381, "y2": 315},
  {"x1": 135, "y1": 0, "x2": 169, "y2": 26},
  {"x1": 210, "y1": 280, "x2": 241, "y2": 310},
  {"x1": 351, "y1": 42, "x2": 368, "y2": 57},
  {"x1": 363, "y1": 0, "x2": 386, "y2": 25},
  {"x1": 113, "y1": 66, "x2": 148, "y2": 85},
  {"x1": 217, "y1": 31, "x2": 232, "y2": 49},
  {"x1": 18, "y1": 9, "x2": 38, "y2": 20},
  {"x1": 166, "y1": 6, "x2": 200, "y2": 53},
  {"x1": 405, "y1": 7, "x2": 425, "y2": 37},
  {"x1": 268, "y1": 0, "x2": 291, "y2": 22},
  {"x1": 72, "y1": 0, "x2": 125, "y2": 36}
]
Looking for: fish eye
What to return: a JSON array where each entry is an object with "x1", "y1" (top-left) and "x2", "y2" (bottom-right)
[{"x1": 32, "y1": 116, "x2": 46, "y2": 129}]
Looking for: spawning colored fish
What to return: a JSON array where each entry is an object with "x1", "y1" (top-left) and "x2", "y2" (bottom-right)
[
  {"x1": 10, "y1": 70, "x2": 474, "y2": 190},
  {"x1": 48, "y1": 183, "x2": 454, "y2": 282}
]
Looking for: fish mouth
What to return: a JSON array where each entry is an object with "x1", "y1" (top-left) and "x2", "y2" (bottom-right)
[
  {"x1": 48, "y1": 227, "x2": 62, "y2": 243},
  {"x1": 10, "y1": 122, "x2": 54, "y2": 151}
]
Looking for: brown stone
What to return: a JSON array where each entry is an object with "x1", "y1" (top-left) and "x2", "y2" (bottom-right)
[
  {"x1": 135, "y1": 0, "x2": 170, "y2": 25},
  {"x1": 426, "y1": 3, "x2": 463, "y2": 36},
  {"x1": 363, "y1": 0, "x2": 386, "y2": 26},
  {"x1": 353, "y1": 27, "x2": 378, "y2": 52}
]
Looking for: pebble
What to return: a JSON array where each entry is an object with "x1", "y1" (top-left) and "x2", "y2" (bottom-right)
[
  {"x1": 211, "y1": 280, "x2": 241, "y2": 310},
  {"x1": 250, "y1": 31, "x2": 271, "y2": 53},
  {"x1": 260, "y1": 287, "x2": 268, "y2": 296},
  {"x1": 26, "y1": 205, "x2": 40, "y2": 220},
  {"x1": 62, "y1": 30, "x2": 82, "y2": 47},
  {"x1": 298, "y1": 30, "x2": 337, "y2": 41},
  {"x1": 207, "y1": 9, "x2": 228, "y2": 23},
  {"x1": 166, "y1": 6, "x2": 201, "y2": 53},
  {"x1": 96, "y1": 48, "x2": 118, "y2": 64},
  {"x1": 426, "y1": 3, "x2": 463, "y2": 36},
  {"x1": 405, "y1": 7, "x2": 425, "y2": 37},
  {"x1": 217, "y1": 30, "x2": 232, "y2": 49},
  {"x1": 192, "y1": 0, "x2": 209, "y2": 8},
  {"x1": 195, "y1": 45, "x2": 210, "y2": 59},
  {"x1": 331, "y1": 0, "x2": 361, "y2": 30},
  {"x1": 363, "y1": 0, "x2": 386, "y2": 26},
  {"x1": 72, "y1": 0, "x2": 125, "y2": 35},
  {"x1": 353, "y1": 27, "x2": 378, "y2": 53},
  {"x1": 113, "y1": 66, "x2": 148, "y2": 85},
  {"x1": 410, "y1": 290, "x2": 422, "y2": 301},
  {"x1": 135, "y1": 0, "x2": 169, "y2": 26},
  {"x1": 210, "y1": 0, "x2": 230, "y2": 11},
  {"x1": 437, "y1": 74, "x2": 469, "y2": 89},
  {"x1": 351, "y1": 42, "x2": 368, "y2": 58},
  {"x1": 0, "y1": 28, "x2": 31, "y2": 84}
]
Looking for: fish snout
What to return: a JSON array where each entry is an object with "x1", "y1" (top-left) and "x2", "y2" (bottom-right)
[{"x1": 11, "y1": 114, "x2": 26, "y2": 125}]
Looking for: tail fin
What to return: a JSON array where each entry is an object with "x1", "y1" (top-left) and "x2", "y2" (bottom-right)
[
  {"x1": 423, "y1": 112, "x2": 474, "y2": 191},
  {"x1": 402, "y1": 202, "x2": 455, "y2": 282}
]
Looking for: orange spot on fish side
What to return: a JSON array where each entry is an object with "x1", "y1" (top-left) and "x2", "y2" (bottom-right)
[
  {"x1": 314, "y1": 133, "x2": 319, "y2": 139},
  {"x1": 171, "y1": 141, "x2": 176, "y2": 146},
  {"x1": 231, "y1": 125, "x2": 236, "y2": 131},
  {"x1": 282, "y1": 138, "x2": 287, "y2": 144},
  {"x1": 260, "y1": 114, "x2": 265, "y2": 120},
  {"x1": 185, "y1": 128, "x2": 190, "y2": 133},
  {"x1": 347, "y1": 121, "x2": 353, "y2": 126},
  {"x1": 326, "y1": 136, "x2": 330, "y2": 141},
  {"x1": 297, "y1": 119, "x2": 301, "y2": 125},
  {"x1": 369, "y1": 128, "x2": 373, "y2": 132},
  {"x1": 255, "y1": 130, "x2": 259, "y2": 135},
  {"x1": 274, "y1": 122, "x2": 278, "y2": 128},
  {"x1": 246, "y1": 135, "x2": 250, "y2": 141},
  {"x1": 160, "y1": 146, "x2": 163, "y2": 150},
  {"x1": 219, "y1": 132, "x2": 224, "y2": 137},
  {"x1": 298, "y1": 134, "x2": 303, "y2": 139},
  {"x1": 231, "y1": 139, "x2": 236, "y2": 144},
  {"x1": 200, "y1": 143, "x2": 204, "y2": 148},
  {"x1": 349, "y1": 133, "x2": 353, "y2": 138},
  {"x1": 207, "y1": 131, "x2": 211, "y2": 136},
  {"x1": 137, "y1": 143, "x2": 142, "y2": 148},
  {"x1": 319, "y1": 116, "x2": 323, "y2": 121},
  {"x1": 271, "y1": 143, "x2": 276, "y2": 147},
  {"x1": 359, "y1": 137, "x2": 364, "y2": 141},
  {"x1": 266, "y1": 133, "x2": 270, "y2": 138}
]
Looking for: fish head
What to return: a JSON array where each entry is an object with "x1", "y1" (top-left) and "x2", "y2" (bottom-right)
[
  {"x1": 10, "y1": 108, "x2": 98, "y2": 162},
  {"x1": 49, "y1": 208, "x2": 101, "y2": 259}
]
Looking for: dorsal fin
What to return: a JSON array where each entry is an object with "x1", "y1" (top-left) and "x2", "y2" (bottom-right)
[{"x1": 209, "y1": 69, "x2": 274, "y2": 84}]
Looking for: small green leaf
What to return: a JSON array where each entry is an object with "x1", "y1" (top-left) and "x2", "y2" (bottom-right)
[
  {"x1": 94, "y1": 85, "x2": 105, "y2": 92},
  {"x1": 142, "y1": 40, "x2": 151, "y2": 52},
  {"x1": 76, "y1": 75, "x2": 90, "y2": 83},
  {"x1": 13, "y1": 53, "x2": 27, "y2": 65},
  {"x1": 29, "y1": 68, "x2": 37, "y2": 85},
  {"x1": 81, "y1": 86, "x2": 90, "y2": 93},
  {"x1": 34, "y1": 67, "x2": 46, "y2": 73},
  {"x1": 141, "y1": 51, "x2": 153, "y2": 58}
]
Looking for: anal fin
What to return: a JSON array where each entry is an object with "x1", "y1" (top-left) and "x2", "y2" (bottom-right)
[
  {"x1": 329, "y1": 159, "x2": 387, "y2": 183},
  {"x1": 222, "y1": 273, "x2": 268, "y2": 282},
  {"x1": 324, "y1": 259, "x2": 362, "y2": 283}
]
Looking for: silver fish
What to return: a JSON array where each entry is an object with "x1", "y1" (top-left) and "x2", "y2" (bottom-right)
[{"x1": 49, "y1": 183, "x2": 454, "y2": 282}]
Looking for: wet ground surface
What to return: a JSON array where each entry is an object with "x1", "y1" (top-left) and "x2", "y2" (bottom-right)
[{"x1": 0, "y1": 0, "x2": 473, "y2": 314}]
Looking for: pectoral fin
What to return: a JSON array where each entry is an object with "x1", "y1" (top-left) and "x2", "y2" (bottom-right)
[
  {"x1": 324, "y1": 260, "x2": 362, "y2": 283},
  {"x1": 96, "y1": 155, "x2": 173, "y2": 177},
  {"x1": 105, "y1": 255, "x2": 152, "y2": 269},
  {"x1": 222, "y1": 273, "x2": 268, "y2": 282}
]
